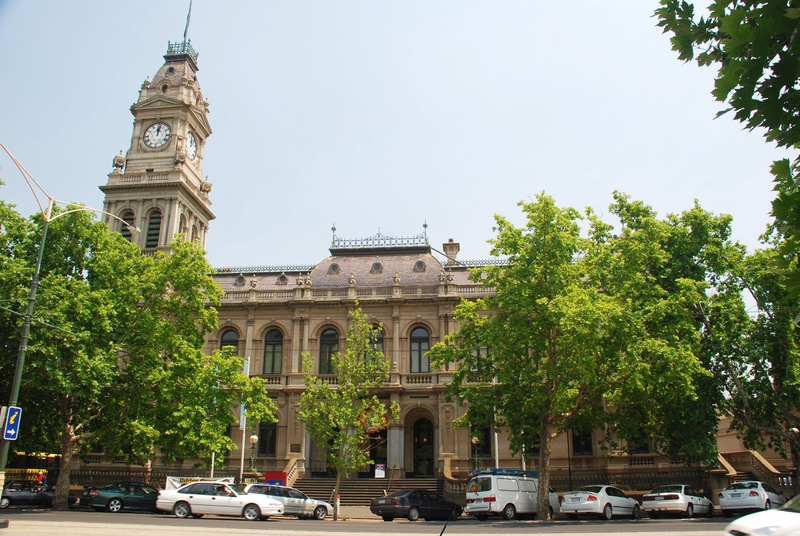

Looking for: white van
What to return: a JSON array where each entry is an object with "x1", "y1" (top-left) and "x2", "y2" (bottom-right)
[{"x1": 464, "y1": 469, "x2": 560, "y2": 520}]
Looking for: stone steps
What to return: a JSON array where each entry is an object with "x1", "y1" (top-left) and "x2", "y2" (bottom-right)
[{"x1": 294, "y1": 477, "x2": 441, "y2": 506}]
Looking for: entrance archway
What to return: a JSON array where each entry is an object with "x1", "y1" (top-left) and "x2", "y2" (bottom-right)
[{"x1": 413, "y1": 418, "x2": 434, "y2": 477}]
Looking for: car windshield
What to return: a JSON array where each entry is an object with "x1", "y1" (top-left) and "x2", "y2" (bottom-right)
[
  {"x1": 575, "y1": 486, "x2": 603, "y2": 494},
  {"x1": 727, "y1": 482, "x2": 758, "y2": 490},
  {"x1": 230, "y1": 484, "x2": 248, "y2": 495},
  {"x1": 781, "y1": 494, "x2": 800, "y2": 513},
  {"x1": 651, "y1": 485, "x2": 682, "y2": 493}
]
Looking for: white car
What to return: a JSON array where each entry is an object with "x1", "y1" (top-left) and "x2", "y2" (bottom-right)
[
  {"x1": 561, "y1": 485, "x2": 641, "y2": 520},
  {"x1": 463, "y1": 471, "x2": 560, "y2": 520},
  {"x1": 244, "y1": 484, "x2": 332, "y2": 519},
  {"x1": 718, "y1": 481, "x2": 786, "y2": 517},
  {"x1": 641, "y1": 484, "x2": 714, "y2": 518},
  {"x1": 724, "y1": 493, "x2": 800, "y2": 536},
  {"x1": 156, "y1": 481, "x2": 284, "y2": 520}
]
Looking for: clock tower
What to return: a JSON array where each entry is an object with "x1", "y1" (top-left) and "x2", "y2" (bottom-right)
[{"x1": 100, "y1": 39, "x2": 214, "y2": 253}]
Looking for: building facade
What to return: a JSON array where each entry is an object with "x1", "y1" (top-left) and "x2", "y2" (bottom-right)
[{"x1": 94, "y1": 39, "x2": 795, "y2": 497}]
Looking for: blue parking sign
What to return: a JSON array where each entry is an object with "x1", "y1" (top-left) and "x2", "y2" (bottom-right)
[{"x1": 3, "y1": 406, "x2": 21, "y2": 441}]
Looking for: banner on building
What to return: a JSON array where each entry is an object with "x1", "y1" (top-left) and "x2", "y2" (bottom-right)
[{"x1": 164, "y1": 475, "x2": 235, "y2": 490}]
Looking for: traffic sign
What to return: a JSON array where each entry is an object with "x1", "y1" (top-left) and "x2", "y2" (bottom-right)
[{"x1": 3, "y1": 406, "x2": 21, "y2": 441}]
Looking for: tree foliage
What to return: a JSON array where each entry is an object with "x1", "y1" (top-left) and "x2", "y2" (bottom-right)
[
  {"x1": 0, "y1": 198, "x2": 275, "y2": 509},
  {"x1": 299, "y1": 303, "x2": 399, "y2": 521},
  {"x1": 429, "y1": 193, "x2": 745, "y2": 519}
]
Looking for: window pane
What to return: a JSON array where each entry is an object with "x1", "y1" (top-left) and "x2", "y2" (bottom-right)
[
  {"x1": 220, "y1": 329, "x2": 239, "y2": 355},
  {"x1": 258, "y1": 423, "x2": 277, "y2": 457},
  {"x1": 319, "y1": 329, "x2": 338, "y2": 374},
  {"x1": 263, "y1": 329, "x2": 283, "y2": 374},
  {"x1": 119, "y1": 210, "x2": 135, "y2": 241},
  {"x1": 410, "y1": 327, "x2": 430, "y2": 373}
]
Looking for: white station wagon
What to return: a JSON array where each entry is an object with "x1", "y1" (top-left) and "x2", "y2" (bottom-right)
[{"x1": 156, "y1": 481, "x2": 284, "y2": 520}]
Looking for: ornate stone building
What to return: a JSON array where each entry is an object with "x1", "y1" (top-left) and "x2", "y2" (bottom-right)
[{"x1": 95, "y1": 38, "x2": 795, "y2": 499}]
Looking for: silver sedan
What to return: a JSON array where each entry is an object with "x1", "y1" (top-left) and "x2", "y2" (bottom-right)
[
  {"x1": 642, "y1": 484, "x2": 714, "y2": 518},
  {"x1": 561, "y1": 485, "x2": 641, "y2": 520}
]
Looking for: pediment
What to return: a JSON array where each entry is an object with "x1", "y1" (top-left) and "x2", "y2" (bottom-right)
[{"x1": 132, "y1": 95, "x2": 183, "y2": 111}]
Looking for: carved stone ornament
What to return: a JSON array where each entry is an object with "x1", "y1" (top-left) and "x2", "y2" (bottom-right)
[{"x1": 112, "y1": 151, "x2": 126, "y2": 173}]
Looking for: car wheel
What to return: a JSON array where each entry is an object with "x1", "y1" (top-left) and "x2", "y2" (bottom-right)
[
  {"x1": 313, "y1": 505, "x2": 327, "y2": 520},
  {"x1": 502, "y1": 503, "x2": 516, "y2": 520},
  {"x1": 631, "y1": 504, "x2": 641, "y2": 520},
  {"x1": 173, "y1": 501, "x2": 191, "y2": 518},
  {"x1": 407, "y1": 506, "x2": 420, "y2": 522},
  {"x1": 243, "y1": 504, "x2": 261, "y2": 521},
  {"x1": 764, "y1": 499, "x2": 771, "y2": 510},
  {"x1": 382, "y1": 516, "x2": 393, "y2": 522},
  {"x1": 106, "y1": 498, "x2": 123, "y2": 513},
  {"x1": 600, "y1": 503, "x2": 612, "y2": 521},
  {"x1": 477, "y1": 514, "x2": 489, "y2": 521},
  {"x1": 684, "y1": 503, "x2": 693, "y2": 519},
  {"x1": 706, "y1": 504, "x2": 714, "y2": 518},
  {"x1": 0, "y1": 497, "x2": 9, "y2": 509}
]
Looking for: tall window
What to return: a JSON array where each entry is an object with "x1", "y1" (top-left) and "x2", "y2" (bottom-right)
[
  {"x1": 119, "y1": 210, "x2": 135, "y2": 242},
  {"x1": 410, "y1": 327, "x2": 430, "y2": 373},
  {"x1": 220, "y1": 329, "x2": 239, "y2": 355},
  {"x1": 572, "y1": 428, "x2": 593, "y2": 456},
  {"x1": 191, "y1": 224, "x2": 198, "y2": 242},
  {"x1": 258, "y1": 423, "x2": 277, "y2": 457},
  {"x1": 319, "y1": 329, "x2": 338, "y2": 374},
  {"x1": 145, "y1": 210, "x2": 162, "y2": 248},
  {"x1": 366, "y1": 328, "x2": 384, "y2": 360},
  {"x1": 263, "y1": 329, "x2": 283, "y2": 374}
]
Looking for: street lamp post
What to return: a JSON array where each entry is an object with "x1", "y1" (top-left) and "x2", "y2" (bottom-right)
[
  {"x1": 248, "y1": 433, "x2": 259, "y2": 473},
  {"x1": 0, "y1": 142, "x2": 140, "y2": 484},
  {"x1": 471, "y1": 436, "x2": 480, "y2": 473}
]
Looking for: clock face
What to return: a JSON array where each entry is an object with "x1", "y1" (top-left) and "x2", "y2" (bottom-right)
[
  {"x1": 186, "y1": 131, "x2": 197, "y2": 160},
  {"x1": 143, "y1": 122, "x2": 171, "y2": 148}
]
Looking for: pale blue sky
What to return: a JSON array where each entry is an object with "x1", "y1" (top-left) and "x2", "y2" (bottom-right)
[{"x1": 0, "y1": 1, "x2": 790, "y2": 269}]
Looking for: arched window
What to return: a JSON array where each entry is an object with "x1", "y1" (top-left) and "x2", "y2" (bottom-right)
[
  {"x1": 220, "y1": 329, "x2": 239, "y2": 355},
  {"x1": 145, "y1": 209, "x2": 162, "y2": 248},
  {"x1": 263, "y1": 329, "x2": 283, "y2": 375},
  {"x1": 191, "y1": 224, "x2": 198, "y2": 242},
  {"x1": 119, "y1": 210, "x2": 135, "y2": 242},
  {"x1": 319, "y1": 329, "x2": 338, "y2": 374},
  {"x1": 410, "y1": 327, "x2": 430, "y2": 373}
]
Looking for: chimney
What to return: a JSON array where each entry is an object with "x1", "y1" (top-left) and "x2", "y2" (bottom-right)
[{"x1": 443, "y1": 238, "x2": 460, "y2": 265}]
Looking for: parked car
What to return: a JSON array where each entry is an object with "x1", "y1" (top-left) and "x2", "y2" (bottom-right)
[
  {"x1": 155, "y1": 481, "x2": 283, "y2": 520},
  {"x1": 464, "y1": 470, "x2": 560, "y2": 520},
  {"x1": 641, "y1": 484, "x2": 714, "y2": 518},
  {"x1": 1, "y1": 480, "x2": 76, "y2": 509},
  {"x1": 724, "y1": 492, "x2": 800, "y2": 536},
  {"x1": 718, "y1": 481, "x2": 786, "y2": 517},
  {"x1": 370, "y1": 488, "x2": 462, "y2": 522},
  {"x1": 244, "y1": 483, "x2": 331, "y2": 519},
  {"x1": 81, "y1": 481, "x2": 159, "y2": 513},
  {"x1": 561, "y1": 485, "x2": 641, "y2": 520}
]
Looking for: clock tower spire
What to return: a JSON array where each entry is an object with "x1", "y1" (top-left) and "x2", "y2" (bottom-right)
[{"x1": 100, "y1": 35, "x2": 214, "y2": 253}]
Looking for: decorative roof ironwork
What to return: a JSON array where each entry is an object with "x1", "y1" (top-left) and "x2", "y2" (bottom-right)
[
  {"x1": 215, "y1": 264, "x2": 315, "y2": 274},
  {"x1": 449, "y1": 258, "x2": 509, "y2": 267},
  {"x1": 330, "y1": 223, "x2": 428, "y2": 250},
  {"x1": 165, "y1": 40, "x2": 198, "y2": 64}
]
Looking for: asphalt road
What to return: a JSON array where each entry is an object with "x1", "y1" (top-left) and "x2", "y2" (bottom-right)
[{"x1": 0, "y1": 509, "x2": 732, "y2": 536}]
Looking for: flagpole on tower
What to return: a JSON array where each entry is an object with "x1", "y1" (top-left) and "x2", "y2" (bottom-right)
[{"x1": 183, "y1": 0, "x2": 193, "y2": 44}]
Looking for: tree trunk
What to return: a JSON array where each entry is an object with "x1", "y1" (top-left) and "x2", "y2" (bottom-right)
[
  {"x1": 52, "y1": 418, "x2": 75, "y2": 510},
  {"x1": 536, "y1": 419, "x2": 553, "y2": 521},
  {"x1": 333, "y1": 469, "x2": 342, "y2": 521}
]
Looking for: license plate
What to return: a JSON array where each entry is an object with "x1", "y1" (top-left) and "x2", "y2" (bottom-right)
[
  {"x1": 730, "y1": 493, "x2": 742, "y2": 498},
  {"x1": 376, "y1": 499, "x2": 386, "y2": 504},
  {"x1": 474, "y1": 499, "x2": 483, "y2": 503},
  {"x1": 570, "y1": 497, "x2": 581, "y2": 502}
]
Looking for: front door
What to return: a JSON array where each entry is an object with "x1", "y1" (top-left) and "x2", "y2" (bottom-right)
[
  {"x1": 413, "y1": 418, "x2": 434, "y2": 477},
  {"x1": 369, "y1": 428, "x2": 388, "y2": 477}
]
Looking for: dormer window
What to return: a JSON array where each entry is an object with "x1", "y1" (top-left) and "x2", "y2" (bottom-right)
[
  {"x1": 328, "y1": 263, "x2": 340, "y2": 275},
  {"x1": 370, "y1": 262, "x2": 383, "y2": 274},
  {"x1": 414, "y1": 260, "x2": 426, "y2": 272},
  {"x1": 161, "y1": 84, "x2": 168, "y2": 94},
  {"x1": 235, "y1": 274, "x2": 245, "y2": 286},
  {"x1": 276, "y1": 274, "x2": 288, "y2": 285}
]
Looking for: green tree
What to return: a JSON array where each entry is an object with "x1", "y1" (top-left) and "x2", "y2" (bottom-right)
[
  {"x1": 655, "y1": 1, "x2": 800, "y2": 294},
  {"x1": 0, "y1": 204, "x2": 275, "y2": 509},
  {"x1": 429, "y1": 193, "x2": 745, "y2": 519},
  {"x1": 299, "y1": 303, "x2": 399, "y2": 521}
]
